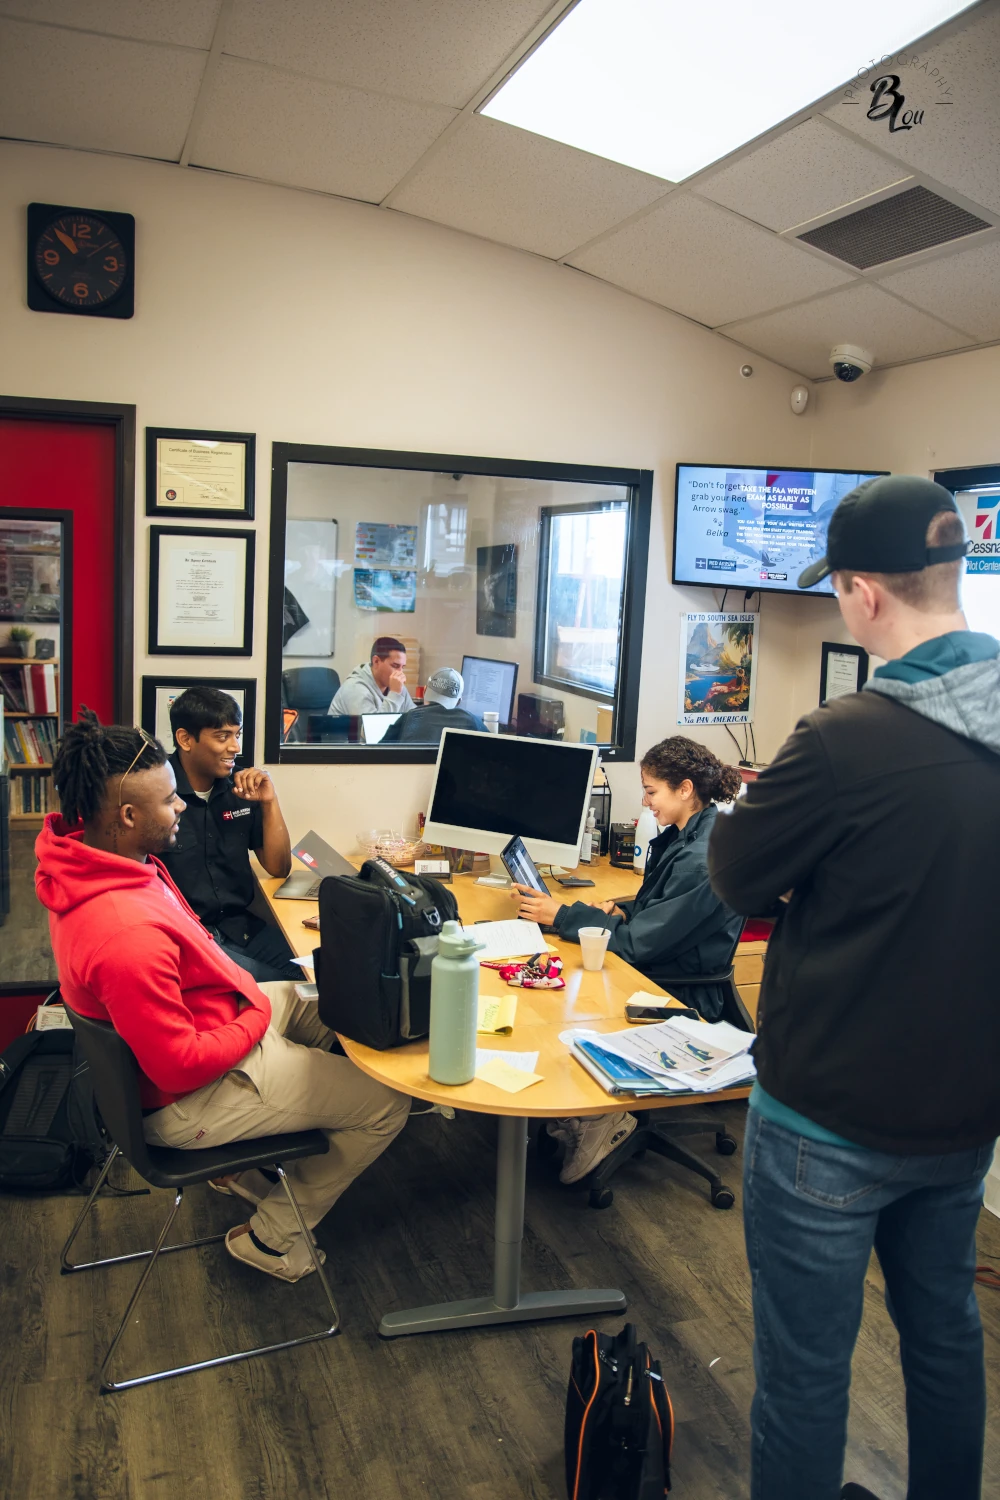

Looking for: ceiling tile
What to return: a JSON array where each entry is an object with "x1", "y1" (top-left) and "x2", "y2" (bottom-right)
[
  {"x1": 0, "y1": 18, "x2": 206, "y2": 159},
  {"x1": 568, "y1": 193, "x2": 852, "y2": 327},
  {"x1": 696, "y1": 118, "x2": 910, "y2": 233},
  {"x1": 721, "y1": 282, "x2": 970, "y2": 379},
  {"x1": 822, "y1": 6, "x2": 1000, "y2": 215},
  {"x1": 391, "y1": 116, "x2": 669, "y2": 258},
  {"x1": 224, "y1": 0, "x2": 554, "y2": 107},
  {"x1": 0, "y1": 1, "x2": 219, "y2": 48},
  {"x1": 191, "y1": 56, "x2": 456, "y2": 202},
  {"x1": 874, "y1": 238, "x2": 1000, "y2": 340}
]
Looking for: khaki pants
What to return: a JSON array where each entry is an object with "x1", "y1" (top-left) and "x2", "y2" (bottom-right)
[{"x1": 143, "y1": 983, "x2": 410, "y2": 1253}]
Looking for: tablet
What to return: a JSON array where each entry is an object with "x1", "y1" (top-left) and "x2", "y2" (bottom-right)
[{"x1": 500, "y1": 835, "x2": 550, "y2": 895}]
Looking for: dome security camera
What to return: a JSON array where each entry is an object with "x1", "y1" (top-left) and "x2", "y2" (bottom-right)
[{"x1": 829, "y1": 344, "x2": 873, "y2": 383}]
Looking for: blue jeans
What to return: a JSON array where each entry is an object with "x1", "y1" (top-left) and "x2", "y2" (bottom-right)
[{"x1": 743, "y1": 1106, "x2": 993, "y2": 1500}]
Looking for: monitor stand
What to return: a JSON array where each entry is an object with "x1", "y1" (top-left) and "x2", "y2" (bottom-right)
[{"x1": 475, "y1": 854, "x2": 511, "y2": 889}]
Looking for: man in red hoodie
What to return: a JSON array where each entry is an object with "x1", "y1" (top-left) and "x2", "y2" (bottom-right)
[{"x1": 37, "y1": 710, "x2": 409, "y2": 1283}]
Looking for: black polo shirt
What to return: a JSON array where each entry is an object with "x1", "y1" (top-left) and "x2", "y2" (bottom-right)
[{"x1": 159, "y1": 751, "x2": 265, "y2": 944}]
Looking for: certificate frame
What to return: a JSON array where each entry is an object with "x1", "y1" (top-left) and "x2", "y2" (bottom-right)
[
  {"x1": 148, "y1": 526, "x2": 255, "y2": 656},
  {"x1": 819, "y1": 641, "x2": 869, "y2": 705},
  {"x1": 140, "y1": 676, "x2": 257, "y2": 766},
  {"x1": 145, "y1": 426, "x2": 255, "y2": 520}
]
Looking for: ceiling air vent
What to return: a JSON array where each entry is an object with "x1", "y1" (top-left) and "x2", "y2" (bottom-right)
[{"x1": 797, "y1": 185, "x2": 991, "y2": 270}]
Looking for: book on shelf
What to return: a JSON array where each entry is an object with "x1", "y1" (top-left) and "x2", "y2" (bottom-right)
[
  {"x1": 0, "y1": 661, "x2": 57, "y2": 715},
  {"x1": 10, "y1": 771, "x2": 57, "y2": 815},
  {"x1": 4, "y1": 716, "x2": 57, "y2": 766}
]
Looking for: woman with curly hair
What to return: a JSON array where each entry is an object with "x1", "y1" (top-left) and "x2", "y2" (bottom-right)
[{"x1": 512, "y1": 736, "x2": 744, "y2": 1182}]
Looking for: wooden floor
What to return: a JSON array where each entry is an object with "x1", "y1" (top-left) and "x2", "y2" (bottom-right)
[{"x1": 3, "y1": 1102, "x2": 1000, "y2": 1500}]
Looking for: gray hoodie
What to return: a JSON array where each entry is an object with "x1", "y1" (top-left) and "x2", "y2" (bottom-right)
[
  {"x1": 863, "y1": 631, "x2": 1000, "y2": 755},
  {"x1": 329, "y1": 662, "x2": 415, "y2": 716}
]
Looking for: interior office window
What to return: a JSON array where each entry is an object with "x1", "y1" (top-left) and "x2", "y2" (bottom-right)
[
  {"x1": 534, "y1": 503, "x2": 629, "y2": 699},
  {"x1": 266, "y1": 447, "x2": 650, "y2": 764}
]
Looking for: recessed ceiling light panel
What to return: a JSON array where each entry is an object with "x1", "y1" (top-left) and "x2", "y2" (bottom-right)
[{"x1": 482, "y1": 0, "x2": 976, "y2": 181}]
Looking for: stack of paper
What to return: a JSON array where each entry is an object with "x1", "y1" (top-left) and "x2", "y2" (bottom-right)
[
  {"x1": 563, "y1": 1016, "x2": 755, "y2": 1098},
  {"x1": 460, "y1": 919, "x2": 546, "y2": 961}
]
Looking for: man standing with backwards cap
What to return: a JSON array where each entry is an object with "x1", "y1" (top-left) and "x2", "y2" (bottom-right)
[
  {"x1": 709, "y1": 476, "x2": 1000, "y2": 1500},
  {"x1": 380, "y1": 667, "x2": 486, "y2": 744}
]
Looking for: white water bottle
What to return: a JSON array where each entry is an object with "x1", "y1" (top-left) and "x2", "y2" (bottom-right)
[{"x1": 633, "y1": 807, "x2": 658, "y2": 874}]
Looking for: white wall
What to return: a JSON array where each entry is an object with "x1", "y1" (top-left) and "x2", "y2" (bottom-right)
[{"x1": 0, "y1": 139, "x2": 836, "y2": 842}]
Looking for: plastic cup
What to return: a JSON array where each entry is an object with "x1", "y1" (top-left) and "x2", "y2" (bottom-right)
[
  {"x1": 483, "y1": 712, "x2": 499, "y2": 734},
  {"x1": 578, "y1": 926, "x2": 611, "y2": 972}
]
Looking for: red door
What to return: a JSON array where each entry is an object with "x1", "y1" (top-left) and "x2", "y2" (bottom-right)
[{"x1": 1, "y1": 409, "x2": 131, "y2": 1045}]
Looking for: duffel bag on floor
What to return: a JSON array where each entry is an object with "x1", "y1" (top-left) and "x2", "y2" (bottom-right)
[{"x1": 565, "y1": 1322, "x2": 674, "y2": 1500}]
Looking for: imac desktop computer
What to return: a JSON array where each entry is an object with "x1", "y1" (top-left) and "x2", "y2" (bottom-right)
[
  {"x1": 460, "y1": 655, "x2": 519, "y2": 728},
  {"x1": 423, "y1": 728, "x2": 598, "y2": 867}
]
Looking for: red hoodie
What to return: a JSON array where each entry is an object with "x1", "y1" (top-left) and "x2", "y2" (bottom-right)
[{"x1": 35, "y1": 815, "x2": 271, "y2": 1109}]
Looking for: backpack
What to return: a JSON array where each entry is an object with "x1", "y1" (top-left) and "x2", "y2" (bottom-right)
[
  {"x1": 315, "y1": 857, "x2": 460, "y2": 1050},
  {"x1": 0, "y1": 1006, "x2": 108, "y2": 1191},
  {"x1": 565, "y1": 1323, "x2": 674, "y2": 1500}
]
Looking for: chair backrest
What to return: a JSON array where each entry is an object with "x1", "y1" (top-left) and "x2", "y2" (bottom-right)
[
  {"x1": 281, "y1": 667, "x2": 340, "y2": 711},
  {"x1": 721, "y1": 917, "x2": 755, "y2": 1031},
  {"x1": 65, "y1": 1009, "x2": 159, "y2": 1178}
]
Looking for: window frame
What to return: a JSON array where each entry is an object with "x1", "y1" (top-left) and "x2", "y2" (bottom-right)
[
  {"x1": 265, "y1": 443, "x2": 652, "y2": 766},
  {"x1": 532, "y1": 500, "x2": 630, "y2": 706}
]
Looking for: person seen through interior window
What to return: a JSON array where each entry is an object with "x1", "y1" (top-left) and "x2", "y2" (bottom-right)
[
  {"x1": 380, "y1": 666, "x2": 485, "y2": 744},
  {"x1": 329, "y1": 637, "x2": 415, "y2": 716}
]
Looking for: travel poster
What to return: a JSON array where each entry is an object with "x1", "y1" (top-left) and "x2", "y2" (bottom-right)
[{"x1": 677, "y1": 612, "x2": 757, "y2": 726}]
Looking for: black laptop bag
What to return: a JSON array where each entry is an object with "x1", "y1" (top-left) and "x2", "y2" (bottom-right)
[
  {"x1": 315, "y1": 858, "x2": 459, "y2": 1049},
  {"x1": 0, "y1": 1008, "x2": 108, "y2": 1192},
  {"x1": 565, "y1": 1323, "x2": 674, "y2": 1500}
]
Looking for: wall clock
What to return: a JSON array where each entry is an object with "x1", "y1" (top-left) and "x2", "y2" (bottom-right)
[{"x1": 27, "y1": 202, "x2": 135, "y2": 318}]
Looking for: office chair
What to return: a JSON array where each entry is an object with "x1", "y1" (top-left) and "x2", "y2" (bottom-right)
[
  {"x1": 60, "y1": 1009, "x2": 339, "y2": 1392},
  {"x1": 281, "y1": 667, "x2": 341, "y2": 742},
  {"x1": 539, "y1": 919, "x2": 754, "y2": 1211}
]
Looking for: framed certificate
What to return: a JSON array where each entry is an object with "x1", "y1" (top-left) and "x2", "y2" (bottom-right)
[
  {"x1": 148, "y1": 527, "x2": 255, "y2": 656},
  {"x1": 140, "y1": 676, "x2": 257, "y2": 766},
  {"x1": 146, "y1": 427, "x2": 255, "y2": 520},
  {"x1": 819, "y1": 641, "x2": 869, "y2": 705}
]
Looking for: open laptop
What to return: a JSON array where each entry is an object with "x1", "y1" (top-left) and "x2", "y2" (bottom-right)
[
  {"x1": 273, "y1": 831, "x2": 357, "y2": 900},
  {"x1": 362, "y1": 713, "x2": 401, "y2": 744}
]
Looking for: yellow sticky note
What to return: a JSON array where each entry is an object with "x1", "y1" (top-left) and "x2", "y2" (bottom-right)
[
  {"x1": 477, "y1": 1058, "x2": 544, "y2": 1093},
  {"x1": 477, "y1": 994, "x2": 518, "y2": 1035}
]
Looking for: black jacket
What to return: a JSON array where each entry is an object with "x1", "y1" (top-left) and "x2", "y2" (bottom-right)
[
  {"x1": 380, "y1": 704, "x2": 486, "y2": 744},
  {"x1": 553, "y1": 805, "x2": 742, "y2": 1018},
  {"x1": 709, "y1": 689, "x2": 1000, "y2": 1154}
]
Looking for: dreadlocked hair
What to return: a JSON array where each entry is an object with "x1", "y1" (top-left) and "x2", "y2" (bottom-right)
[
  {"x1": 52, "y1": 707, "x2": 167, "y2": 826},
  {"x1": 641, "y1": 736, "x2": 742, "y2": 805}
]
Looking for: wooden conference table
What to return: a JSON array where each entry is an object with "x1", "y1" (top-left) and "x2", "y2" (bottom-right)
[{"x1": 259, "y1": 856, "x2": 751, "y2": 1339}]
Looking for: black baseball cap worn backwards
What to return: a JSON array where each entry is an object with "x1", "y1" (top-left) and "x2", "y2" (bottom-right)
[{"x1": 797, "y1": 475, "x2": 969, "y2": 590}]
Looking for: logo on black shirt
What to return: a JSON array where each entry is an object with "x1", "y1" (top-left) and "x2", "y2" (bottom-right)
[{"x1": 222, "y1": 809, "x2": 252, "y2": 820}]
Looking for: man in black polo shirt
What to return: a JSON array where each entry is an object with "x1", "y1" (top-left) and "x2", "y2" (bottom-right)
[{"x1": 159, "y1": 685, "x2": 299, "y2": 982}]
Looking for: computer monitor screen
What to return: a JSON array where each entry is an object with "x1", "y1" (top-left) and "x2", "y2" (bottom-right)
[
  {"x1": 460, "y1": 656, "x2": 519, "y2": 725},
  {"x1": 424, "y1": 729, "x2": 598, "y2": 864},
  {"x1": 362, "y1": 713, "x2": 401, "y2": 743},
  {"x1": 673, "y1": 464, "x2": 887, "y2": 596}
]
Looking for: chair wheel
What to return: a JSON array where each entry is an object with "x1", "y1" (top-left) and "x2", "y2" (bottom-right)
[
  {"x1": 589, "y1": 1187, "x2": 614, "y2": 1210},
  {"x1": 536, "y1": 1127, "x2": 559, "y2": 1160},
  {"x1": 716, "y1": 1132, "x2": 738, "y2": 1156},
  {"x1": 711, "y1": 1186, "x2": 735, "y2": 1210}
]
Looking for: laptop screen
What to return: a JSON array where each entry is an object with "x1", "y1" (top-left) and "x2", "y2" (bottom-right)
[{"x1": 362, "y1": 714, "x2": 401, "y2": 744}]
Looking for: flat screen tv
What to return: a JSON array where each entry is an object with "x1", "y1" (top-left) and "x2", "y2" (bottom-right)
[{"x1": 673, "y1": 464, "x2": 888, "y2": 597}]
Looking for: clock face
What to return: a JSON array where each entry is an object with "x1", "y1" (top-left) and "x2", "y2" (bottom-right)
[{"x1": 33, "y1": 212, "x2": 128, "y2": 310}]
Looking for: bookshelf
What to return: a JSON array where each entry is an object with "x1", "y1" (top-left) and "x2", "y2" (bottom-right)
[{"x1": 1, "y1": 656, "x2": 60, "y2": 823}]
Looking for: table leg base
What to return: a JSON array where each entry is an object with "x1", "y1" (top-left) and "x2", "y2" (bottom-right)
[{"x1": 378, "y1": 1287, "x2": 626, "y2": 1339}]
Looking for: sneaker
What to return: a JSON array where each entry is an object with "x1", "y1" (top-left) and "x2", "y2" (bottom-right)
[
  {"x1": 224, "y1": 1226, "x2": 327, "y2": 1284},
  {"x1": 559, "y1": 1112, "x2": 637, "y2": 1185},
  {"x1": 841, "y1": 1487, "x2": 882, "y2": 1499},
  {"x1": 208, "y1": 1169, "x2": 276, "y2": 1207},
  {"x1": 546, "y1": 1118, "x2": 582, "y2": 1147}
]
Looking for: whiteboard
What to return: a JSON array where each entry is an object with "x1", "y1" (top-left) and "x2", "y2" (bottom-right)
[{"x1": 283, "y1": 519, "x2": 338, "y2": 656}]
